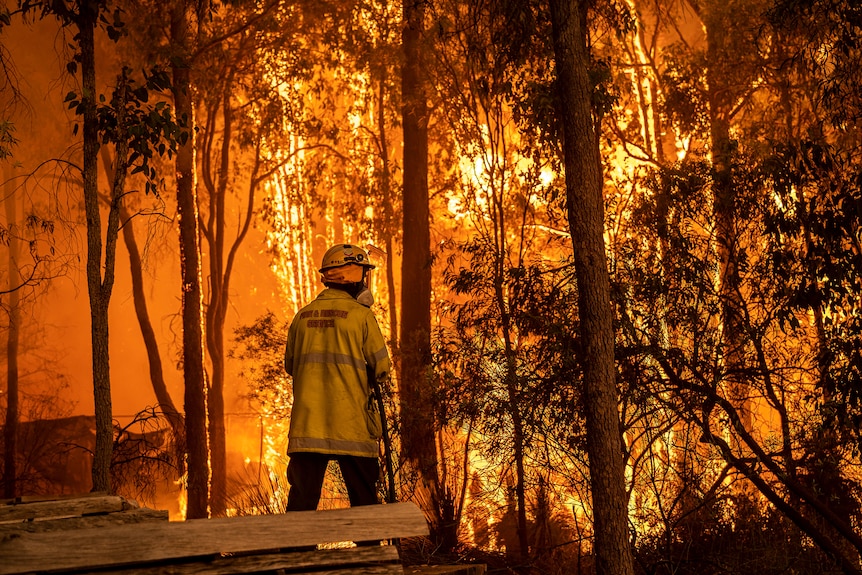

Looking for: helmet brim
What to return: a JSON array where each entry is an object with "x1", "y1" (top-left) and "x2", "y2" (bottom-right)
[{"x1": 319, "y1": 262, "x2": 375, "y2": 273}]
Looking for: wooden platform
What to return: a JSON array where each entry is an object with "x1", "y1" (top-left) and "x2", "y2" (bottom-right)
[{"x1": 0, "y1": 494, "x2": 431, "y2": 574}]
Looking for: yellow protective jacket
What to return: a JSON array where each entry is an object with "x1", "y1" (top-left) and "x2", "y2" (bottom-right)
[{"x1": 284, "y1": 288, "x2": 390, "y2": 457}]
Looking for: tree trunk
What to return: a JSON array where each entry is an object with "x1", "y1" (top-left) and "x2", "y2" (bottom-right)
[
  {"x1": 3, "y1": 169, "x2": 19, "y2": 499},
  {"x1": 490, "y1": 176, "x2": 529, "y2": 560},
  {"x1": 172, "y1": 0, "x2": 209, "y2": 519},
  {"x1": 548, "y1": 1, "x2": 635, "y2": 574},
  {"x1": 499, "y1": 310, "x2": 530, "y2": 562},
  {"x1": 98, "y1": 147, "x2": 186, "y2": 452},
  {"x1": 203, "y1": 86, "x2": 232, "y2": 518},
  {"x1": 400, "y1": 0, "x2": 442, "y2": 542},
  {"x1": 200, "y1": 66, "x2": 261, "y2": 515},
  {"x1": 79, "y1": 1, "x2": 113, "y2": 494},
  {"x1": 376, "y1": 76, "x2": 398, "y2": 346},
  {"x1": 120, "y1": 207, "x2": 186, "y2": 448},
  {"x1": 698, "y1": 1, "x2": 755, "y2": 506}
]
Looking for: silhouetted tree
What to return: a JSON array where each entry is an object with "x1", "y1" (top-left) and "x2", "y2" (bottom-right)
[
  {"x1": 401, "y1": 0, "x2": 443, "y2": 543},
  {"x1": 549, "y1": 0, "x2": 635, "y2": 573},
  {"x1": 169, "y1": 0, "x2": 209, "y2": 519}
]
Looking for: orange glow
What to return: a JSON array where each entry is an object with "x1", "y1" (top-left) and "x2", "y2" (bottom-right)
[{"x1": 174, "y1": 476, "x2": 187, "y2": 521}]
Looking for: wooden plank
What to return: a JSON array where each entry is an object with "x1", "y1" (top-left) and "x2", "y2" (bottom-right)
[
  {"x1": 0, "y1": 502, "x2": 428, "y2": 574},
  {"x1": 0, "y1": 494, "x2": 131, "y2": 524},
  {"x1": 0, "y1": 507, "x2": 168, "y2": 535},
  {"x1": 407, "y1": 565, "x2": 487, "y2": 575},
  {"x1": 92, "y1": 545, "x2": 402, "y2": 575},
  {"x1": 0, "y1": 491, "x2": 113, "y2": 506}
]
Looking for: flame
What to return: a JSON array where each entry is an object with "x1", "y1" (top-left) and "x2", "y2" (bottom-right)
[{"x1": 174, "y1": 475, "x2": 187, "y2": 521}]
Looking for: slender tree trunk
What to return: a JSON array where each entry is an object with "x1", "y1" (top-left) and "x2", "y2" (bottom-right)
[
  {"x1": 490, "y1": 179, "x2": 529, "y2": 561},
  {"x1": 207, "y1": 337, "x2": 226, "y2": 516},
  {"x1": 171, "y1": 0, "x2": 209, "y2": 519},
  {"x1": 98, "y1": 148, "x2": 186, "y2": 450},
  {"x1": 549, "y1": 1, "x2": 635, "y2": 574},
  {"x1": 3, "y1": 170, "x2": 19, "y2": 499},
  {"x1": 203, "y1": 86, "x2": 232, "y2": 518},
  {"x1": 97, "y1": 147, "x2": 186, "y2": 481},
  {"x1": 377, "y1": 76, "x2": 398, "y2": 346},
  {"x1": 400, "y1": 0, "x2": 441, "y2": 541},
  {"x1": 123, "y1": 212, "x2": 188, "y2": 466},
  {"x1": 700, "y1": 2, "x2": 754, "y2": 497},
  {"x1": 120, "y1": 210, "x2": 186, "y2": 441},
  {"x1": 201, "y1": 70, "x2": 260, "y2": 516},
  {"x1": 79, "y1": 0, "x2": 114, "y2": 494},
  {"x1": 499, "y1": 309, "x2": 530, "y2": 562}
]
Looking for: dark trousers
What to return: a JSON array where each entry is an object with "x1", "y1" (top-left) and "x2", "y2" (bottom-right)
[{"x1": 286, "y1": 452, "x2": 380, "y2": 511}]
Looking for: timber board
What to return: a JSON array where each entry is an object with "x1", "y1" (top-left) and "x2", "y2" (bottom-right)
[
  {"x1": 0, "y1": 494, "x2": 133, "y2": 524},
  {"x1": 50, "y1": 545, "x2": 404, "y2": 575},
  {"x1": 0, "y1": 492, "x2": 119, "y2": 506},
  {"x1": 406, "y1": 566, "x2": 487, "y2": 575},
  {"x1": 0, "y1": 507, "x2": 168, "y2": 534},
  {"x1": 0, "y1": 502, "x2": 428, "y2": 574}
]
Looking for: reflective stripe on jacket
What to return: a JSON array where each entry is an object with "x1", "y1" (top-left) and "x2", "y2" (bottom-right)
[{"x1": 284, "y1": 288, "x2": 390, "y2": 457}]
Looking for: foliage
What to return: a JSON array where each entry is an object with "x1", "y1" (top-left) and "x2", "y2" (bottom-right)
[
  {"x1": 230, "y1": 311, "x2": 291, "y2": 418},
  {"x1": 762, "y1": 138, "x2": 862, "y2": 454},
  {"x1": 658, "y1": 44, "x2": 710, "y2": 138},
  {"x1": 435, "y1": 234, "x2": 587, "y2": 551},
  {"x1": 634, "y1": 499, "x2": 840, "y2": 575},
  {"x1": 766, "y1": 0, "x2": 862, "y2": 127},
  {"x1": 612, "y1": 141, "x2": 862, "y2": 572},
  {"x1": 15, "y1": 0, "x2": 182, "y2": 199},
  {"x1": 0, "y1": 120, "x2": 17, "y2": 160},
  {"x1": 110, "y1": 407, "x2": 178, "y2": 501},
  {"x1": 63, "y1": 66, "x2": 181, "y2": 197}
]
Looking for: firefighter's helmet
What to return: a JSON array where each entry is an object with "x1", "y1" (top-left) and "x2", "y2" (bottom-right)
[{"x1": 319, "y1": 243, "x2": 375, "y2": 272}]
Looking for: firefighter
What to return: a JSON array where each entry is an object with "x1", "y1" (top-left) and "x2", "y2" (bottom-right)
[{"x1": 283, "y1": 243, "x2": 391, "y2": 511}]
